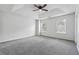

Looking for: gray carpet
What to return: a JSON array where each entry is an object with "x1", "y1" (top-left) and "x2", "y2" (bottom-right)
[{"x1": 0, "y1": 36, "x2": 78, "y2": 55}]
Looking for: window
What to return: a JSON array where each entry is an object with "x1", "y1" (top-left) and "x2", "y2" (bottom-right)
[{"x1": 56, "y1": 19, "x2": 66, "y2": 34}]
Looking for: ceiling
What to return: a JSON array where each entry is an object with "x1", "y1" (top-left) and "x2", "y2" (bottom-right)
[{"x1": 0, "y1": 4, "x2": 79, "y2": 17}]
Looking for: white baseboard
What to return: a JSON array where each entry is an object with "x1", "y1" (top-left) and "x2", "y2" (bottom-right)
[{"x1": 0, "y1": 34, "x2": 34, "y2": 43}]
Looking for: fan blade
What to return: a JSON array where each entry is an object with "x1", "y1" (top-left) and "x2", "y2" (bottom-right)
[
  {"x1": 33, "y1": 9, "x2": 39, "y2": 11},
  {"x1": 34, "y1": 4, "x2": 39, "y2": 8},
  {"x1": 42, "y1": 4, "x2": 47, "y2": 8},
  {"x1": 42, "y1": 9, "x2": 48, "y2": 11}
]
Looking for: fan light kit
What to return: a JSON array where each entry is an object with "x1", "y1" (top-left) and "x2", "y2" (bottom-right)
[{"x1": 33, "y1": 4, "x2": 48, "y2": 11}]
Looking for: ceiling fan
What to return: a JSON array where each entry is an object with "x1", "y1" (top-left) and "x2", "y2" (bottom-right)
[{"x1": 33, "y1": 4, "x2": 48, "y2": 11}]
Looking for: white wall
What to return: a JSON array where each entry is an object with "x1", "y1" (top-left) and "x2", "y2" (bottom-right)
[
  {"x1": 0, "y1": 12, "x2": 3, "y2": 40},
  {"x1": 40, "y1": 13, "x2": 75, "y2": 41},
  {"x1": 0, "y1": 10, "x2": 36, "y2": 42}
]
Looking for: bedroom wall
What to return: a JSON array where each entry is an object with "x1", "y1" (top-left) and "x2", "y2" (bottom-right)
[
  {"x1": 0, "y1": 9, "x2": 36, "y2": 42},
  {"x1": 0, "y1": 12, "x2": 3, "y2": 40},
  {"x1": 40, "y1": 13, "x2": 75, "y2": 40}
]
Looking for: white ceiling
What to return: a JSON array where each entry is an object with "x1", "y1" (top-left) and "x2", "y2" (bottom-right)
[
  {"x1": 0, "y1": 4, "x2": 77, "y2": 12},
  {"x1": 0, "y1": 4, "x2": 79, "y2": 17}
]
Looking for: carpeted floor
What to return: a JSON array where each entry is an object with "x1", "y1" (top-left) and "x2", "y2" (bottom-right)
[{"x1": 0, "y1": 36, "x2": 78, "y2": 55}]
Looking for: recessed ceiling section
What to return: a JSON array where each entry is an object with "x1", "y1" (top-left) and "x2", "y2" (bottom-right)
[
  {"x1": 11, "y1": 4, "x2": 25, "y2": 12},
  {"x1": 39, "y1": 8, "x2": 67, "y2": 18},
  {"x1": 0, "y1": 4, "x2": 13, "y2": 12}
]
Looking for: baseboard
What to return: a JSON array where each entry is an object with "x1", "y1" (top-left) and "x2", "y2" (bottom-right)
[
  {"x1": 40, "y1": 35, "x2": 75, "y2": 42},
  {"x1": 0, "y1": 34, "x2": 34, "y2": 43}
]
